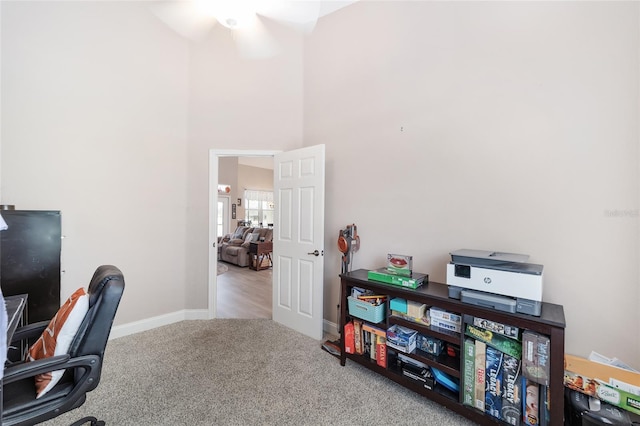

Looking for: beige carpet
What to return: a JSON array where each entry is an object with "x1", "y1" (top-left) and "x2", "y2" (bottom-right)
[{"x1": 41, "y1": 320, "x2": 476, "y2": 426}]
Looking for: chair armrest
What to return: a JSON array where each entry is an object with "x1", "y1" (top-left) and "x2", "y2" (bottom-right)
[
  {"x1": 3, "y1": 354, "x2": 101, "y2": 385},
  {"x1": 3, "y1": 354, "x2": 71, "y2": 384},
  {"x1": 10, "y1": 320, "x2": 49, "y2": 344}
]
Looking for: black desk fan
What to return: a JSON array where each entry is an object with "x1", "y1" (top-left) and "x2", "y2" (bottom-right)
[{"x1": 338, "y1": 224, "x2": 360, "y2": 274}]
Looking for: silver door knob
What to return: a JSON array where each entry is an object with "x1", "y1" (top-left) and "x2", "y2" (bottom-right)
[{"x1": 307, "y1": 250, "x2": 320, "y2": 256}]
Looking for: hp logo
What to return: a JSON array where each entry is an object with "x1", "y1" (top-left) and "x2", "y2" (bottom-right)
[{"x1": 484, "y1": 277, "x2": 492, "y2": 284}]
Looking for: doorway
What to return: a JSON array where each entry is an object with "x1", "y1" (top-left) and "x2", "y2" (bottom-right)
[
  {"x1": 209, "y1": 145, "x2": 326, "y2": 340},
  {"x1": 208, "y1": 149, "x2": 280, "y2": 320},
  {"x1": 216, "y1": 157, "x2": 274, "y2": 319}
]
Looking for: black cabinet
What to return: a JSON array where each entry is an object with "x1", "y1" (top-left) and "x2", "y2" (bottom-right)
[{"x1": 0, "y1": 210, "x2": 61, "y2": 323}]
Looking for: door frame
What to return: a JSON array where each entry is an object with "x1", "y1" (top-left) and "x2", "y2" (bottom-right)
[{"x1": 208, "y1": 149, "x2": 281, "y2": 319}]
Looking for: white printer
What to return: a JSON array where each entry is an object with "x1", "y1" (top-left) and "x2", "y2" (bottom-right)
[{"x1": 446, "y1": 249, "x2": 544, "y2": 316}]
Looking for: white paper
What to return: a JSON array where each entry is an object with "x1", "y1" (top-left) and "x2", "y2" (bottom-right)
[
  {"x1": 0, "y1": 213, "x2": 7, "y2": 231},
  {"x1": 610, "y1": 378, "x2": 640, "y2": 396},
  {"x1": 588, "y1": 351, "x2": 639, "y2": 372}
]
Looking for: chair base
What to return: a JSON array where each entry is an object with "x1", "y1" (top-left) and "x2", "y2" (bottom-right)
[{"x1": 69, "y1": 416, "x2": 105, "y2": 426}]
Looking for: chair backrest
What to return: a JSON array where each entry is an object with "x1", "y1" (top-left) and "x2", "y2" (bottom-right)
[
  {"x1": 67, "y1": 265, "x2": 124, "y2": 385},
  {"x1": 1, "y1": 265, "x2": 124, "y2": 426}
]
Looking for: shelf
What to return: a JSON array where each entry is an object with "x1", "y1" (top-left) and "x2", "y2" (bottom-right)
[
  {"x1": 340, "y1": 269, "x2": 566, "y2": 426},
  {"x1": 344, "y1": 352, "x2": 392, "y2": 375},
  {"x1": 389, "y1": 315, "x2": 461, "y2": 345},
  {"x1": 387, "y1": 364, "x2": 459, "y2": 403},
  {"x1": 411, "y1": 349, "x2": 460, "y2": 378}
]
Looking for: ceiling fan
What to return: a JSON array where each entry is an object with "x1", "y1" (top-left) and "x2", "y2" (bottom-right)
[{"x1": 151, "y1": 0, "x2": 358, "y2": 59}]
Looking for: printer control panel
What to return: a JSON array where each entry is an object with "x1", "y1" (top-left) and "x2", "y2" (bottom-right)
[{"x1": 454, "y1": 264, "x2": 471, "y2": 279}]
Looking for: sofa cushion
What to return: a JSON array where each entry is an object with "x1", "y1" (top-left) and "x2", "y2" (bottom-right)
[
  {"x1": 241, "y1": 233, "x2": 260, "y2": 248},
  {"x1": 225, "y1": 245, "x2": 243, "y2": 257},
  {"x1": 231, "y1": 226, "x2": 248, "y2": 240},
  {"x1": 241, "y1": 227, "x2": 255, "y2": 240}
]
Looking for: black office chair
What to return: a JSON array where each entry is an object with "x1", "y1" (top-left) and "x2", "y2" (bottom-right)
[{"x1": 2, "y1": 265, "x2": 125, "y2": 426}]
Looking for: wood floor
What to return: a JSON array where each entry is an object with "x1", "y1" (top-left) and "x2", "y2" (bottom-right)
[{"x1": 216, "y1": 261, "x2": 272, "y2": 319}]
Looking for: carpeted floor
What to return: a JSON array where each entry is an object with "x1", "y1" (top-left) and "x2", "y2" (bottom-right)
[{"x1": 41, "y1": 320, "x2": 476, "y2": 426}]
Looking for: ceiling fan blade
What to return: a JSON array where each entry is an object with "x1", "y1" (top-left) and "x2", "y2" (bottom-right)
[
  {"x1": 233, "y1": 16, "x2": 282, "y2": 59},
  {"x1": 256, "y1": 0, "x2": 322, "y2": 34},
  {"x1": 150, "y1": 1, "x2": 217, "y2": 42}
]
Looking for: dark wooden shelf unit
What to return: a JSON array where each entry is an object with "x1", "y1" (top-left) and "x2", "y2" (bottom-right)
[{"x1": 339, "y1": 269, "x2": 566, "y2": 426}]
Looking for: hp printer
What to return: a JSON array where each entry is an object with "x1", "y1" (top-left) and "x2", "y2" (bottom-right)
[{"x1": 446, "y1": 249, "x2": 544, "y2": 316}]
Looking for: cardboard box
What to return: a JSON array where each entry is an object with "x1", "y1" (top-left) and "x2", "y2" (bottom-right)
[
  {"x1": 402, "y1": 363, "x2": 435, "y2": 390},
  {"x1": 473, "y1": 316, "x2": 520, "y2": 340},
  {"x1": 344, "y1": 322, "x2": 354, "y2": 354},
  {"x1": 416, "y1": 334, "x2": 443, "y2": 356},
  {"x1": 387, "y1": 253, "x2": 413, "y2": 276},
  {"x1": 367, "y1": 268, "x2": 427, "y2": 289},
  {"x1": 463, "y1": 338, "x2": 475, "y2": 408},
  {"x1": 523, "y1": 378, "x2": 539, "y2": 425},
  {"x1": 376, "y1": 335, "x2": 387, "y2": 368},
  {"x1": 522, "y1": 331, "x2": 550, "y2": 386},
  {"x1": 485, "y1": 346, "x2": 503, "y2": 419},
  {"x1": 390, "y1": 298, "x2": 407, "y2": 314},
  {"x1": 474, "y1": 340, "x2": 486, "y2": 411},
  {"x1": 465, "y1": 324, "x2": 522, "y2": 359},
  {"x1": 362, "y1": 323, "x2": 386, "y2": 338},
  {"x1": 386, "y1": 324, "x2": 417, "y2": 353},
  {"x1": 501, "y1": 353, "x2": 522, "y2": 425},
  {"x1": 429, "y1": 307, "x2": 462, "y2": 325},
  {"x1": 564, "y1": 354, "x2": 640, "y2": 415},
  {"x1": 407, "y1": 300, "x2": 427, "y2": 318},
  {"x1": 390, "y1": 310, "x2": 430, "y2": 326},
  {"x1": 353, "y1": 320, "x2": 363, "y2": 355},
  {"x1": 431, "y1": 317, "x2": 462, "y2": 333}
]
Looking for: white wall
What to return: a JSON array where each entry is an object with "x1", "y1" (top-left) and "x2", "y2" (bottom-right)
[
  {"x1": 1, "y1": 1, "x2": 638, "y2": 367},
  {"x1": 0, "y1": 2, "x2": 305, "y2": 326},
  {"x1": 184, "y1": 19, "x2": 304, "y2": 309},
  {"x1": 218, "y1": 157, "x2": 240, "y2": 222},
  {"x1": 0, "y1": 1, "x2": 190, "y2": 324},
  {"x1": 305, "y1": 1, "x2": 639, "y2": 367}
]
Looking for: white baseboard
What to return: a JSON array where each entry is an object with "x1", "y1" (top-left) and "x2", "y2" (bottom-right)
[
  {"x1": 323, "y1": 319, "x2": 339, "y2": 339},
  {"x1": 110, "y1": 310, "x2": 339, "y2": 341},
  {"x1": 109, "y1": 309, "x2": 209, "y2": 339}
]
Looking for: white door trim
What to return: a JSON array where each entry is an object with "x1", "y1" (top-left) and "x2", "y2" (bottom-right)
[{"x1": 208, "y1": 149, "x2": 281, "y2": 319}]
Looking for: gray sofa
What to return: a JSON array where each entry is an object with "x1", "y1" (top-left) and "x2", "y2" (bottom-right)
[{"x1": 218, "y1": 226, "x2": 274, "y2": 267}]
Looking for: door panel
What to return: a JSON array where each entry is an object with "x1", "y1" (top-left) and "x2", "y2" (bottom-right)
[{"x1": 273, "y1": 144, "x2": 325, "y2": 340}]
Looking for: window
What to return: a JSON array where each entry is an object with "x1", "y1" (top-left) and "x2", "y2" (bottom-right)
[
  {"x1": 217, "y1": 197, "x2": 229, "y2": 238},
  {"x1": 244, "y1": 190, "x2": 274, "y2": 227}
]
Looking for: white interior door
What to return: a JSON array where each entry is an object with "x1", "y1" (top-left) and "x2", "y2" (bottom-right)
[{"x1": 272, "y1": 144, "x2": 325, "y2": 340}]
